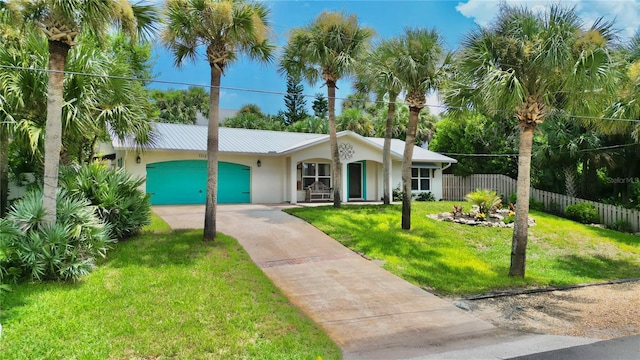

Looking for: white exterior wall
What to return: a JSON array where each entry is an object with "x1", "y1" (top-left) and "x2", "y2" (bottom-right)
[
  {"x1": 118, "y1": 150, "x2": 287, "y2": 204},
  {"x1": 289, "y1": 137, "x2": 385, "y2": 203},
  {"x1": 110, "y1": 133, "x2": 450, "y2": 205}
]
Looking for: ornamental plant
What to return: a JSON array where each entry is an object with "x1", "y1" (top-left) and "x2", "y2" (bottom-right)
[{"x1": 464, "y1": 189, "x2": 502, "y2": 215}]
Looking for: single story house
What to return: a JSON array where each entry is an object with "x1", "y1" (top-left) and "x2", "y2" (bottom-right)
[{"x1": 99, "y1": 122, "x2": 457, "y2": 205}]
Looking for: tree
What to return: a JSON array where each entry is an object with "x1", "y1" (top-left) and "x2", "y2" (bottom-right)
[
  {"x1": 355, "y1": 38, "x2": 407, "y2": 205},
  {"x1": 390, "y1": 28, "x2": 447, "y2": 229},
  {"x1": 311, "y1": 93, "x2": 328, "y2": 119},
  {"x1": 150, "y1": 87, "x2": 210, "y2": 124},
  {"x1": 163, "y1": 0, "x2": 274, "y2": 241},
  {"x1": 336, "y1": 108, "x2": 374, "y2": 136},
  {"x1": 7, "y1": 0, "x2": 159, "y2": 224},
  {"x1": 281, "y1": 11, "x2": 373, "y2": 207},
  {"x1": 443, "y1": 4, "x2": 617, "y2": 277},
  {"x1": 429, "y1": 113, "x2": 519, "y2": 177},
  {"x1": 283, "y1": 74, "x2": 307, "y2": 124}
]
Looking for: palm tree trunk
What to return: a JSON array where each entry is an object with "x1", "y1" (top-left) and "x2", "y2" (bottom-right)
[
  {"x1": 401, "y1": 106, "x2": 420, "y2": 229},
  {"x1": 382, "y1": 94, "x2": 397, "y2": 205},
  {"x1": 509, "y1": 126, "x2": 534, "y2": 277},
  {"x1": 203, "y1": 65, "x2": 221, "y2": 241},
  {"x1": 43, "y1": 41, "x2": 70, "y2": 224},
  {"x1": 327, "y1": 81, "x2": 341, "y2": 207},
  {"x1": 0, "y1": 124, "x2": 8, "y2": 218},
  {"x1": 564, "y1": 166, "x2": 577, "y2": 198}
]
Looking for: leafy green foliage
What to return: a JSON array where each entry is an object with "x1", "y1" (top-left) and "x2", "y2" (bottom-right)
[
  {"x1": 59, "y1": 163, "x2": 151, "y2": 240},
  {"x1": 509, "y1": 193, "x2": 545, "y2": 212},
  {"x1": 149, "y1": 87, "x2": 209, "y2": 125},
  {"x1": 464, "y1": 189, "x2": 501, "y2": 214},
  {"x1": 429, "y1": 113, "x2": 518, "y2": 177},
  {"x1": 392, "y1": 184, "x2": 404, "y2": 202},
  {"x1": 283, "y1": 74, "x2": 308, "y2": 124},
  {"x1": 311, "y1": 93, "x2": 328, "y2": 119},
  {"x1": 565, "y1": 203, "x2": 600, "y2": 224},
  {"x1": 609, "y1": 219, "x2": 634, "y2": 233},
  {"x1": 415, "y1": 192, "x2": 436, "y2": 202},
  {"x1": 0, "y1": 230, "x2": 340, "y2": 359},
  {"x1": 0, "y1": 189, "x2": 113, "y2": 281}
]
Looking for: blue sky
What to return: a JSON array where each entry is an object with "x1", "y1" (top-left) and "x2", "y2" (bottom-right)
[{"x1": 149, "y1": 0, "x2": 640, "y2": 116}]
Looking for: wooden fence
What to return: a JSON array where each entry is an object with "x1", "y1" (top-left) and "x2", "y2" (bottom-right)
[{"x1": 442, "y1": 174, "x2": 640, "y2": 232}]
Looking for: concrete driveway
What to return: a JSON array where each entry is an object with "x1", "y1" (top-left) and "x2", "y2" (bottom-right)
[{"x1": 153, "y1": 204, "x2": 599, "y2": 359}]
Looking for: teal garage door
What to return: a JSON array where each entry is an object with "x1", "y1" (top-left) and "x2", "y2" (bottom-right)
[{"x1": 146, "y1": 160, "x2": 250, "y2": 205}]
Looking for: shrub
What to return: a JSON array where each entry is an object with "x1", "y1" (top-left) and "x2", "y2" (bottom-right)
[
  {"x1": 464, "y1": 189, "x2": 501, "y2": 214},
  {"x1": 59, "y1": 163, "x2": 151, "y2": 240},
  {"x1": 508, "y1": 193, "x2": 544, "y2": 211},
  {"x1": 415, "y1": 192, "x2": 436, "y2": 202},
  {"x1": 609, "y1": 220, "x2": 634, "y2": 233},
  {"x1": 392, "y1": 184, "x2": 404, "y2": 202},
  {"x1": 0, "y1": 189, "x2": 113, "y2": 281},
  {"x1": 564, "y1": 202, "x2": 599, "y2": 224}
]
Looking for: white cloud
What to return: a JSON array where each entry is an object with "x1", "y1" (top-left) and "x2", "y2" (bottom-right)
[{"x1": 456, "y1": 0, "x2": 640, "y2": 38}]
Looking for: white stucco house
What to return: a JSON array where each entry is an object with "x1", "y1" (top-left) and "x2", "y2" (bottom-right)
[{"x1": 99, "y1": 122, "x2": 456, "y2": 205}]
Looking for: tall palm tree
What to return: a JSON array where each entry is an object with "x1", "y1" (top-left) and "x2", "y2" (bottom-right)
[
  {"x1": 355, "y1": 38, "x2": 404, "y2": 205},
  {"x1": 280, "y1": 11, "x2": 373, "y2": 207},
  {"x1": 7, "y1": 0, "x2": 159, "y2": 224},
  {"x1": 605, "y1": 33, "x2": 640, "y2": 140},
  {"x1": 391, "y1": 28, "x2": 447, "y2": 229},
  {"x1": 163, "y1": 0, "x2": 274, "y2": 241},
  {"x1": 443, "y1": 4, "x2": 617, "y2": 277}
]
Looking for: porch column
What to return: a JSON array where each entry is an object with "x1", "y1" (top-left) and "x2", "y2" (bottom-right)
[
  {"x1": 341, "y1": 161, "x2": 348, "y2": 202},
  {"x1": 290, "y1": 159, "x2": 298, "y2": 204}
]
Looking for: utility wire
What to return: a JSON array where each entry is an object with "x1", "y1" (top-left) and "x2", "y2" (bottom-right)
[
  {"x1": 2, "y1": 64, "x2": 640, "y2": 124},
  {"x1": 441, "y1": 143, "x2": 640, "y2": 158}
]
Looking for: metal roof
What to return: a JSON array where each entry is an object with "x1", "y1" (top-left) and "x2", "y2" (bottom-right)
[
  {"x1": 112, "y1": 123, "x2": 456, "y2": 163},
  {"x1": 365, "y1": 138, "x2": 457, "y2": 163}
]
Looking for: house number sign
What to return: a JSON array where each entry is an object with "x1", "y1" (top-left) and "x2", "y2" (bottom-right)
[{"x1": 338, "y1": 143, "x2": 354, "y2": 161}]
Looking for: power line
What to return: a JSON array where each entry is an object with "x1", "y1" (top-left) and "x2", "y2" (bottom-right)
[
  {"x1": 2, "y1": 64, "x2": 640, "y2": 124},
  {"x1": 441, "y1": 143, "x2": 640, "y2": 158}
]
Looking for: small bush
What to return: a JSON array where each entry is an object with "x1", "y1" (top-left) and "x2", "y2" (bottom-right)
[
  {"x1": 0, "y1": 189, "x2": 114, "y2": 281},
  {"x1": 509, "y1": 194, "x2": 545, "y2": 211},
  {"x1": 609, "y1": 220, "x2": 634, "y2": 233},
  {"x1": 392, "y1": 185, "x2": 404, "y2": 202},
  {"x1": 59, "y1": 163, "x2": 151, "y2": 240},
  {"x1": 415, "y1": 192, "x2": 436, "y2": 202},
  {"x1": 464, "y1": 189, "x2": 501, "y2": 214},
  {"x1": 564, "y1": 202, "x2": 599, "y2": 224}
]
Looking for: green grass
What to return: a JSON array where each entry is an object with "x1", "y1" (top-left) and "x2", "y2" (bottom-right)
[
  {"x1": 285, "y1": 202, "x2": 640, "y2": 296},
  {"x1": 0, "y1": 224, "x2": 340, "y2": 359}
]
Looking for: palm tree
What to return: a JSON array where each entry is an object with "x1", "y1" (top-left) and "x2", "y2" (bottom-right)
[
  {"x1": 355, "y1": 38, "x2": 404, "y2": 205},
  {"x1": 605, "y1": 33, "x2": 640, "y2": 140},
  {"x1": 443, "y1": 4, "x2": 617, "y2": 277},
  {"x1": 163, "y1": 0, "x2": 274, "y2": 241},
  {"x1": 280, "y1": 11, "x2": 373, "y2": 207},
  {"x1": 7, "y1": 0, "x2": 159, "y2": 224},
  {"x1": 391, "y1": 28, "x2": 447, "y2": 229}
]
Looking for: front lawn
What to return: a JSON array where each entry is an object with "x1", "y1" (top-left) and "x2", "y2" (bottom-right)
[
  {"x1": 286, "y1": 202, "x2": 640, "y2": 296},
  {"x1": 0, "y1": 215, "x2": 340, "y2": 359}
]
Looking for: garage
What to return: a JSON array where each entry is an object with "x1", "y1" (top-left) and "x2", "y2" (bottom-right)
[{"x1": 146, "y1": 160, "x2": 251, "y2": 205}]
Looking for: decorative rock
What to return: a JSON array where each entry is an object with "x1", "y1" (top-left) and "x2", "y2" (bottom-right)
[
  {"x1": 427, "y1": 211, "x2": 535, "y2": 228},
  {"x1": 454, "y1": 300, "x2": 472, "y2": 311}
]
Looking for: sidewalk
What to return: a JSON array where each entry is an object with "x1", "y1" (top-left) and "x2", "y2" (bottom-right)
[{"x1": 154, "y1": 204, "x2": 599, "y2": 359}]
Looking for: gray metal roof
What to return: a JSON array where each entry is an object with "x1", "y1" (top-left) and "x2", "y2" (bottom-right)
[
  {"x1": 366, "y1": 138, "x2": 457, "y2": 163},
  {"x1": 113, "y1": 123, "x2": 456, "y2": 163}
]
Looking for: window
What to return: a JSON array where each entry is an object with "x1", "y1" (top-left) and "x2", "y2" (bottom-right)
[
  {"x1": 302, "y1": 162, "x2": 331, "y2": 188},
  {"x1": 411, "y1": 167, "x2": 431, "y2": 191}
]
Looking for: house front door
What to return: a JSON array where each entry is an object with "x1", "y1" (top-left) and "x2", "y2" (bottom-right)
[{"x1": 348, "y1": 162, "x2": 363, "y2": 200}]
